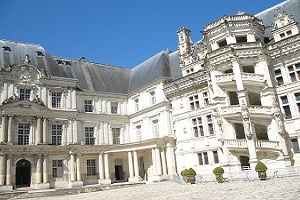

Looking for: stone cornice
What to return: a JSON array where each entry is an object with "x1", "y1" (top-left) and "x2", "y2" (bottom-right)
[{"x1": 163, "y1": 71, "x2": 208, "y2": 99}]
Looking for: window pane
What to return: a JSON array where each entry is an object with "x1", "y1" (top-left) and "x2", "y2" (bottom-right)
[{"x1": 292, "y1": 139, "x2": 300, "y2": 153}]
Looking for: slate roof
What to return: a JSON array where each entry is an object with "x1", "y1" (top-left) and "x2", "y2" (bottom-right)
[
  {"x1": 0, "y1": 39, "x2": 180, "y2": 95},
  {"x1": 255, "y1": 0, "x2": 300, "y2": 43}
]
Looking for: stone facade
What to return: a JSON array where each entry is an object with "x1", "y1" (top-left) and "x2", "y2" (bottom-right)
[{"x1": 0, "y1": 0, "x2": 300, "y2": 192}]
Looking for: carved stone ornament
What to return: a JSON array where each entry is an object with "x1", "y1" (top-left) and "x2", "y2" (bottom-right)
[
  {"x1": 2, "y1": 93, "x2": 20, "y2": 105},
  {"x1": 32, "y1": 95, "x2": 45, "y2": 106},
  {"x1": 241, "y1": 101, "x2": 252, "y2": 139}
]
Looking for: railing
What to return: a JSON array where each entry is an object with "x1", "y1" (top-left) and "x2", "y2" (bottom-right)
[
  {"x1": 224, "y1": 139, "x2": 280, "y2": 150},
  {"x1": 220, "y1": 105, "x2": 272, "y2": 116},
  {"x1": 248, "y1": 106, "x2": 273, "y2": 115},
  {"x1": 255, "y1": 140, "x2": 280, "y2": 149},
  {"x1": 215, "y1": 73, "x2": 235, "y2": 83},
  {"x1": 241, "y1": 73, "x2": 265, "y2": 82},
  {"x1": 220, "y1": 105, "x2": 241, "y2": 115},
  {"x1": 224, "y1": 139, "x2": 247, "y2": 148}
]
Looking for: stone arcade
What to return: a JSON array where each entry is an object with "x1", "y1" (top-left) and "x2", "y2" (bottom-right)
[{"x1": 1, "y1": 0, "x2": 300, "y2": 191}]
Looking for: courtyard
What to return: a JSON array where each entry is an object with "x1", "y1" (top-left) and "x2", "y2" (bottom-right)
[{"x1": 21, "y1": 177, "x2": 300, "y2": 200}]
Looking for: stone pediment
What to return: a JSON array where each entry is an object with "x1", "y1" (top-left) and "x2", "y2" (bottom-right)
[{"x1": 0, "y1": 97, "x2": 49, "y2": 114}]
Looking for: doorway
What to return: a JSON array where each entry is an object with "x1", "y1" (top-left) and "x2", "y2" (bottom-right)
[
  {"x1": 240, "y1": 156, "x2": 250, "y2": 170},
  {"x1": 16, "y1": 159, "x2": 31, "y2": 187},
  {"x1": 114, "y1": 159, "x2": 124, "y2": 181}
]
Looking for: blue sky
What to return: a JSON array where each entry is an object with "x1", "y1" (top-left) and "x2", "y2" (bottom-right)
[{"x1": 1, "y1": 0, "x2": 283, "y2": 68}]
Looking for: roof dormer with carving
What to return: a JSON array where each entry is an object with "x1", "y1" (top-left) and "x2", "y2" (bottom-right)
[{"x1": 272, "y1": 12, "x2": 299, "y2": 42}]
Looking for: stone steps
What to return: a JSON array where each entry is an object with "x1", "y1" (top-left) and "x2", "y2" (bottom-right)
[{"x1": 0, "y1": 182, "x2": 146, "y2": 199}]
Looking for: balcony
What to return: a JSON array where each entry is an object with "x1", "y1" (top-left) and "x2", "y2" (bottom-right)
[
  {"x1": 241, "y1": 73, "x2": 265, "y2": 87},
  {"x1": 224, "y1": 139, "x2": 280, "y2": 151},
  {"x1": 215, "y1": 73, "x2": 265, "y2": 87},
  {"x1": 215, "y1": 73, "x2": 235, "y2": 86},
  {"x1": 220, "y1": 105, "x2": 273, "y2": 119}
]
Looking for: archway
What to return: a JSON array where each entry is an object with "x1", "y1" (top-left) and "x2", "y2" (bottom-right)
[{"x1": 16, "y1": 159, "x2": 31, "y2": 187}]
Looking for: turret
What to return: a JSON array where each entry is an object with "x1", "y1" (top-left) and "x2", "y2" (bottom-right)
[{"x1": 177, "y1": 28, "x2": 193, "y2": 66}]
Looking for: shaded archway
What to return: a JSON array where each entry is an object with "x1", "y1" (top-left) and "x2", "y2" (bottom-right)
[
  {"x1": 240, "y1": 156, "x2": 250, "y2": 170},
  {"x1": 16, "y1": 159, "x2": 31, "y2": 187}
]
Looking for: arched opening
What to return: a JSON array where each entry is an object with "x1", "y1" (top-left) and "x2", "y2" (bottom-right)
[
  {"x1": 114, "y1": 159, "x2": 124, "y2": 182},
  {"x1": 16, "y1": 159, "x2": 31, "y2": 187}
]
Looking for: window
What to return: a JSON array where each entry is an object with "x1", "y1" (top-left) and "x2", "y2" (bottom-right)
[
  {"x1": 198, "y1": 152, "x2": 209, "y2": 165},
  {"x1": 274, "y1": 68, "x2": 284, "y2": 85},
  {"x1": 36, "y1": 51, "x2": 44, "y2": 56},
  {"x1": 18, "y1": 123, "x2": 30, "y2": 145},
  {"x1": 52, "y1": 92, "x2": 62, "y2": 108},
  {"x1": 84, "y1": 100, "x2": 93, "y2": 112},
  {"x1": 112, "y1": 128, "x2": 120, "y2": 144},
  {"x1": 280, "y1": 33, "x2": 285, "y2": 38},
  {"x1": 280, "y1": 96, "x2": 292, "y2": 119},
  {"x1": 150, "y1": 91, "x2": 156, "y2": 104},
  {"x1": 19, "y1": 89, "x2": 31, "y2": 100},
  {"x1": 85, "y1": 127, "x2": 95, "y2": 145},
  {"x1": 134, "y1": 98, "x2": 139, "y2": 111},
  {"x1": 152, "y1": 120, "x2": 159, "y2": 137},
  {"x1": 203, "y1": 152, "x2": 209, "y2": 164},
  {"x1": 294, "y1": 92, "x2": 300, "y2": 114},
  {"x1": 52, "y1": 160, "x2": 63, "y2": 178},
  {"x1": 198, "y1": 153, "x2": 203, "y2": 165},
  {"x1": 111, "y1": 102, "x2": 118, "y2": 114},
  {"x1": 203, "y1": 92, "x2": 209, "y2": 106},
  {"x1": 291, "y1": 139, "x2": 300, "y2": 153},
  {"x1": 189, "y1": 95, "x2": 199, "y2": 110},
  {"x1": 51, "y1": 125, "x2": 62, "y2": 145},
  {"x1": 2, "y1": 46, "x2": 11, "y2": 51},
  {"x1": 286, "y1": 30, "x2": 292, "y2": 36},
  {"x1": 218, "y1": 39, "x2": 227, "y2": 48},
  {"x1": 236, "y1": 36, "x2": 247, "y2": 43},
  {"x1": 287, "y1": 63, "x2": 300, "y2": 82},
  {"x1": 136, "y1": 125, "x2": 142, "y2": 141},
  {"x1": 207, "y1": 115, "x2": 214, "y2": 135},
  {"x1": 192, "y1": 117, "x2": 204, "y2": 137},
  {"x1": 87, "y1": 159, "x2": 96, "y2": 176},
  {"x1": 213, "y1": 151, "x2": 219, "y2": 164}
]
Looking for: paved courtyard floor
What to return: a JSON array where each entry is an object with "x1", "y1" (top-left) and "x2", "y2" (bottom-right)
[{"x1": 24, "y1": 177, "x2": 300, "y2": 200}]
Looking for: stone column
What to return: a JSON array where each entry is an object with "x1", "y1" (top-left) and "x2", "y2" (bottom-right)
[
  {"x1": 76, "y1": 154, "x2": 81, "y2": 181},
  {"x1": 36, "y1": 117, "x2": 42, "y2": 144},
  {"x1": 0, "y1": 116, "x2": 7, "y2": 143},
  {"x1": 6, "y1": 154, "x2": 11, "y2": 185},
  {"x1": 128, "y1": 151, "x2": 134, "y2": 178},
  {"x1": 166, "y1": 143, "x2": 176, "y2": 175},
  {"x1": 160, "y1": 148, "x2": 167, "y2": 175},
  {"x1": 7, "y1": 115, "x2": 13, "y2": 144},
  {"x1": 155, "y1": 148, "x2": 162, "y2": 175},
  {"x1": 0, "y1": 153, "x2": 5, "y2": 185},
  {"x1": 70, "y1": 152, "x2": 76, "y2": 182},
  {"x1": 43, "y1": 155, "x2": 49, "y2": 183},
  {"x1": 36, "y1": 155, "x2": 42, "y2": 184},
  {"x1": 151, "y1": 148, "x2": 157, "y2": 175},
  {"x1": 133, "y1": 151, "x2": 140, "y2": 179},
  {"x1": 43, "y1": 118, "x2": 48, "y2": 144},
  {"x1": 104, "y1": 153, "x2": 110, "y2": 180},
  {"x1": 98, "y1": 153, "x2": 104, "y2": 180}
]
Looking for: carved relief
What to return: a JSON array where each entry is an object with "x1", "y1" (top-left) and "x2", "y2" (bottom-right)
[{"x1": 241, "y1": 101, "x2": 252, "y2": 140}]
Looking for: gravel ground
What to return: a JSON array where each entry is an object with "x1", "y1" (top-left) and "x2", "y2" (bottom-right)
[{"x1": 24, "y1": 177, "x2": 300, "y2": 200}]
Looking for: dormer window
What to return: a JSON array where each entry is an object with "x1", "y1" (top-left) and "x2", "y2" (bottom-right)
[
  {"x1": 56, "y1": 60, "x2": 63, "y2": 64},
  {"x1": 218, "y1": 40, "x2": 227, "y2": 48},
  {"x1": 236, "y1": 36, "x2": 247, "y2": 43},
  {"x1": 2, "y1": 46, "x2": 11, "y2": 52},
  {"x1": 64, "y1": 61, "x2": 71, "y2": 66},
  {"x1": 36, "y1": 51, "x2": 44, "y2": 56}
]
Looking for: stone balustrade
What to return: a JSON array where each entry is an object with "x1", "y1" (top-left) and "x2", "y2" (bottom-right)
[
  {"x1": 224, "y1": 139, "x2": 280, "y2": 150},
  {"x1": 215, "y1": 73, "x2": 235, "y2": 83},
  {"x1": 220, "y1": 105, "x2": 272, "y2": 116},
  {"x1": 241, "y1": 73, "x2": 265, "y2": 82},
  {"x1": 255, "y1": 140, "x2": 280, "y2": 149}
]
